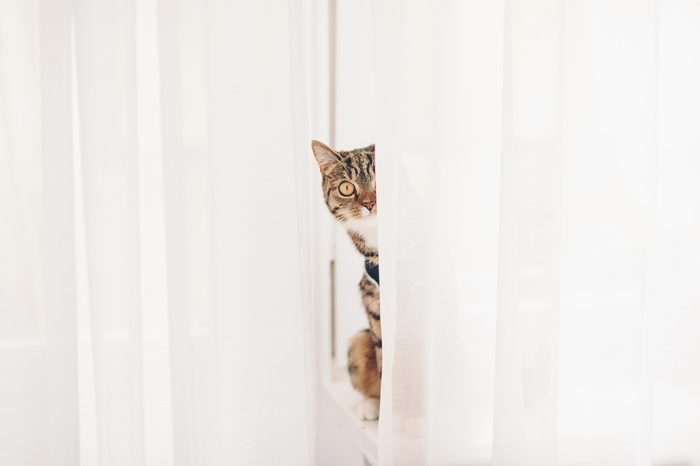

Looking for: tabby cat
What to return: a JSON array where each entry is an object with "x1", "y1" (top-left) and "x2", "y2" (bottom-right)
[{"x1": 311, "y1": 140, "x2": 381, "y2": 420}]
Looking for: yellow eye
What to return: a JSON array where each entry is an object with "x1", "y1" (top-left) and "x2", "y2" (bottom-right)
[{"x1": 338, "y1": 181, "x2": 356, "y2": 197}]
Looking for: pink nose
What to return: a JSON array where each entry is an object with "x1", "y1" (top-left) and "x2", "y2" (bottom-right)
[{"x1": 361, "y1": 200, "x2": 375, "y2": 211}]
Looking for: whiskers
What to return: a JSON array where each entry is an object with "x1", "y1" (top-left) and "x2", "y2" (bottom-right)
[
  {"x1": 335, "y1": 211, "x2": 350, "y2": 222},
  {"x1": 335, "y1": 207, "x2": 363, "y2": 222},
  {"x1": 335, "y1": 207, "x2": 364, "y2": 223}
]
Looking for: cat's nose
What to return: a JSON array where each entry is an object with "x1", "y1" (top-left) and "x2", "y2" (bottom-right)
[{"x1": 361, "y1": 200, "x2": 376, "y2": 212}]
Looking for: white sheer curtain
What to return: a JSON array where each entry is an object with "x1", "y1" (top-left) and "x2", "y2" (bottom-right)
[
  {"x1": 0, "y1": 1, "x2": 78, "y2": 464},
  {"x1": 5, "y1": 0, "x2": 700, "y2": 465},
  {"x1": 1, "y1": 0, "x2": 315, "y2": 465},
  {"x1": 374, "y1": 1, "x2": 700, "y2": 465},
  {"x1": 158, "y1": 0, "x2": 315, "y2": 464}
]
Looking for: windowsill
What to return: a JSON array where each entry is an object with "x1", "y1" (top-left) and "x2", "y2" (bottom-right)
[
  {"x1": 319, "y1": 369, "x2": 491, "y2": 466},
  {"x1": 319, "y1": 368, "x2": 378, "y2": 465}
]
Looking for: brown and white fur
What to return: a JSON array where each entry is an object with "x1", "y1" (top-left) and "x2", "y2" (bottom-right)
[{"x1": 311, "y1": 140, "x2": 381, "y2": 420}]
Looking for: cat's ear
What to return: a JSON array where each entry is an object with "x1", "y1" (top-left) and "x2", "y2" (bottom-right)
[{"x1": 311, "y1": 140, "x2": 342, "y2": 175}]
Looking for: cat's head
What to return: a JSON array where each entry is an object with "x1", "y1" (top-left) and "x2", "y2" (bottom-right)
[{"x1": 311, "y1": 140, "x2": 376, "y2": 224}]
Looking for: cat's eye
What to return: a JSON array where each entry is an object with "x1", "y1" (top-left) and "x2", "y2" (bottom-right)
[{"x1": 338, "y1": 181, "x2": 356, "y2": 197}]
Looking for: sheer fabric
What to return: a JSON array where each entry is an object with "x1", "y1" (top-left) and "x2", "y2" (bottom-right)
[
  {"x1": 374, "y1": 1, "x2": 700, "y2": 465},
  {"x1": 159, "y1": 1, "x2": 315, "y2": 464},
  {"x1": 1, "y1": 0, "x2": 315, "y2": 465},
  {"x1": 3, "y1": 0, "x2": 700, "y2": 465},
  {"x1": 0, "y1": 1, "x2": 78, "y2": 464}
]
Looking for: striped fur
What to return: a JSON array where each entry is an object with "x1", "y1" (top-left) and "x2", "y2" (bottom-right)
[{"x1": 311, "y1": 140, "x2": 382, "y2": 413}]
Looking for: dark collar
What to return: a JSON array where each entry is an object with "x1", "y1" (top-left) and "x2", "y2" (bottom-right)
[{"x1": 364, "y1": 260, "x2": 380, "y2": 285}]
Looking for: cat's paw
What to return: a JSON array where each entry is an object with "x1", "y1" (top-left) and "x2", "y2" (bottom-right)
[{"x1": 360, "y1": 398, "x2": 380, "y2": 421}]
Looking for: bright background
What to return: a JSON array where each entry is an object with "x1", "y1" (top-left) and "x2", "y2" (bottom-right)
[{"x1": 2, "y1": 1, "x2": 700, "y2": 465}]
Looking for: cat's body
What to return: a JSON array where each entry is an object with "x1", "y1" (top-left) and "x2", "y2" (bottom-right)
[{"x1": 311, "y1": 140, "x2": 382, "y2": 420}]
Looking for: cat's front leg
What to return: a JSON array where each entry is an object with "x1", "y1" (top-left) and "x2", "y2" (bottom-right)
[{"x1": 360, "y1": 275, "x2": 382, "y2": 376}]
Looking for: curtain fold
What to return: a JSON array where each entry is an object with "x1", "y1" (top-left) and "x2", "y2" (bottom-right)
[
  {"x1": 374, "y1": 1, "x2": 503, "y2": 464},
  {"x1": 374, "y1": 0, "x2": 700, "y2": 465},
  {"x1": 73, "y1": 1, "x2": 144, "y2": 464},
  {"x1": 0, "y1": 0, "x2": 78, "y2": 464},
  {"x1": 159, "y1": 1, "x2": 315, "y2": 464}
]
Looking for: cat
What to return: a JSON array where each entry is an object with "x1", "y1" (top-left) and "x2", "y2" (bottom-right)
[{"x1": 311, "y1": 140, "x2": 381, "y2": 420}]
